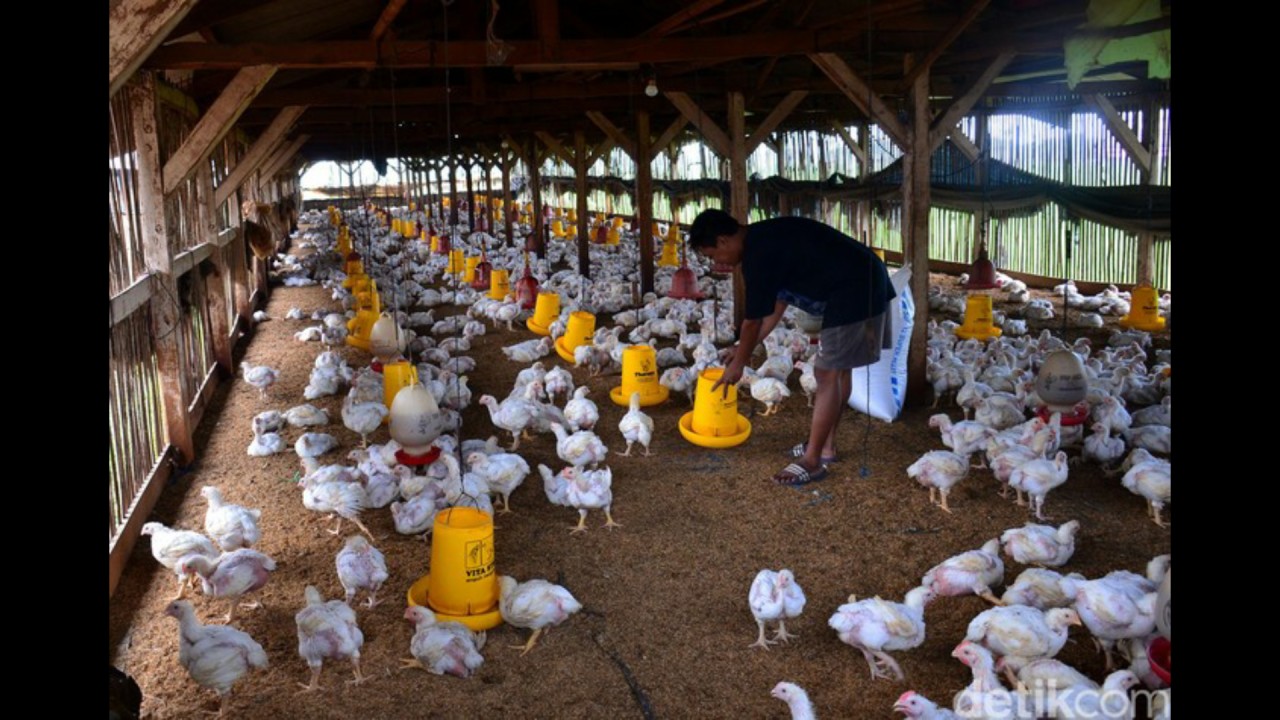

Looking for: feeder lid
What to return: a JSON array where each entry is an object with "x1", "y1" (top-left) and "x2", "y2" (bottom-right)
[{"x1": 964, "y1": 249, "x2": 1001, "y2": 290}]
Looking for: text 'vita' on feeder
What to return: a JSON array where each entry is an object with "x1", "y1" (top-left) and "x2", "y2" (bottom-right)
[
  {"x1": 1119, "y1": 284, "x2": 1167, "y2": 332},
  {"x1": 526, "y1": 292, "x2": 559, "y2": 335},
  {"x1": 406, "y1": 507, "x2": 503, "y2": 632},
  {"x1": 679, "y1": 367, "x2": 752, "y2": 449},
  {"x1": 555, "y1": 311, "x2": 596, "y2": 363},
  {"x1": 488, "y1": 268, "x2": 511, "y2": 300},
  {"x1": 610, "y1": 345, "x2": 669, "y2": 407},
  {"x1": 954, "y1": 247, "x2": 1002, "y2": 341}
]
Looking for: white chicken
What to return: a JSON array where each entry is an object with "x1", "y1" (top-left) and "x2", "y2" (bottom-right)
[
  {"x1": 284, "y1": 403, "x2": 330, "y2": 428},
  {"x1": 921, "y1": 539, "x2": 1004, "y2": 604},
  {"x1": 539, "y1": 463, "x2": 571, "y2": 507},
  {"x1": 929, "y1": 414, "x2": 997, "y2": 467},
  {"x1": 563, "y1": 465, "x2": 618, "y2": 532},
  {"x1": 401, "y1": 606, "x2": 486, "y2": 678},
  {"x1": 466, "y1": 450, "x2": 529, "y2": 513},
  {"x1": 1081, "y1": 423, "x2": 1126, "y2": 468},
  {"x1": 740, "y1": 368, "x2": 791, "y2": 416},
  {"x1": 793, "y1": 360, "x2": 818, "y2": 407},
  {"x1": 299, "y1": 466, "x2": 374, "y2": 540},
  {"x1": 772, "y1": 682, "x2": 817, "y2": 720},
  {"x1": 342, "y1": 395, "x2": 388, "y2": 448},
  {"x1": 295, "y1": 585, "x2": 366, "y2": 691},
  {"x1": 240, "y1": 362, "x2": 279, "y2": 400},
  {"x1": 543, "y1": 365, "x2": 575, "y2": 404},
  {"x1": 828, "y1": 586, "x2": 935, "y2": 681},
  {"x1": 617, "y1": 392, "x2": 654, "y2": 457},
  {"x1": 563, "y1": 386, "x2": 600, "y2": 431},
  {"x1": 1123, "y1": 425, "x2": 1171, "y2": 455},
  {"x1": 965, "y1": 605, "x2": 1082, "y2": 683},
  {"x1": 1120, "y1": 450, "x2": 1171, "y2": 527},
  {"x1": 252, "y1": 410, "x2": 284, "y2": 436},
  {"x1": 335, "y1": 534, "x2": 389, "y2": 608},
  {"x1": 178, "y1": 548, "x2": 277, "y2": 623},
  {"x1": 951, "y1": 642, "x2": 1025, "y2": 720},
  {"x1": 988, "y1": 444, "x2": 1041, "y2": 500},
  {"x1": 201, "y1": 487, "x2": 262, "y2": 552},
  {"x1": 141, "y1": 522, "x2": 219, "y2": 599},
  {"x1": 1129, "y1": 396, "x2": 1171, "y2": 428},
  {"x1": 551, "y1": 422, "x2": 608, "y2": 468},
  {"x1": 295, "y1": 432, "x2": 339, "y2": 459},
  {"x1": 501, "y1": 336, "x2": 553, "y2": 363},
  {"x1": 748, "y1": 569, "x2": 806, "y2": 649},
  {"x1": 660, "y1": 366, "x2": 696, "y2": 403},
  {"x1": 478, "y1": 394, "x2": 537, "y2": 451},
  {"x1": 1001, "y1": 568, "x2": 1085, "y2": 610},
  {"x1": 1059, "y1": 575, "x2": 1159, "y2": 670},
  {"x1": 1008, "y1": 451, "x2": 1070, "y2": 520},
  {"x1": 164, "y1": 600, "x2": 267, "y2": 716},
  {"x1": 1000, "y1": 520, "x2": 1080, "y2": 567},
  {"x1": 893, "y1": 691, "x2": 957, "y2": 719},
  {"x1": 247, "y1": 432, "x2": 287, "y2": 456},
  {"x1": 906, "y1": 450, "x2": 970, "y2": 513},
  {"x1": 497, "y1": 575, "x2": 583, "y2": 654},
  {"x1": 390, "y1": 489, "x2": 443, "y2": 538}
]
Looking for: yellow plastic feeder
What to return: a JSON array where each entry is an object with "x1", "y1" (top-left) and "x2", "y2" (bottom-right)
[
  {"x1": 551, "y1": 220, "x2": 567, "y2": 238},
  {"x1": 658, "y1": 240, "x2": 680, "y2": 267},
  {"x1": 679, "y1": 368, "x2": 752, "y2": 448},
  {"x1": 610, "y1": 345, "x2": 669, "y2": 407},
  {"x1": 612, "y1": 216, "x2": 625, "y2": 230},
  {"x1": 954, "y1": 294, "x2": 1003, "y2": 341},
  {"x1": 567, "y1": 208, "x2": 578, "y2": 223},
  {"x1": 343, "y1": 253, "x2": 365, "y2": 283},
  {"x1": 665, "y1": 223, "x2": 680, "y2": 244},
  {"x1": 447, "y1": 248, "x2": 466, "y2": 276},
  {"x1": 555, "y1": 311, "x2": 596, "y2": 363},
  {"x1": 405, "y1": 507, "x2": 503, "y2": 632},
  {"x1": 872, "y1": 248, "x2": 886, "y2": 261},
  {"x1": 606, "y1": 228, "x2": 621, "y2": 245},
  {"x1": 488, "y1": 268, "x2": 511, "y2": 300},
  {"x1": 346, "y1": 310, "x2": 376, "y2": 351},
  {"x1": 382, "y1": 360, "x2": 419, "y2": 422},
  {"x1": 463, "y1": 255, "x2": 480, "y2": 284},
  {"x1": 1119, "y1": 285, "x2": 1167, "y2": 331},
  {"x1": 526, "y1": 292, "x2": 560, "y2": 335},
  {"x1": 566, "y1": 224, "x2": 578, "y2": 240}
]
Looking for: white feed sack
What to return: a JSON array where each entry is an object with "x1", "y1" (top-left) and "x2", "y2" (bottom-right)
[{"x1": 848, "y1": 264, "x2": 914, "y2": 422}]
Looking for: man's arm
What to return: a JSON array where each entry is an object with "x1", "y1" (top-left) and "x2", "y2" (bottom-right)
[{"x1": 714, "y1": 299, "x2": 787, "y2": 393}]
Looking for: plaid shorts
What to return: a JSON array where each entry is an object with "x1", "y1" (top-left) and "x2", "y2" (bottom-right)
[{"x1": 814, "y1": 312, "x2": 891, "y2": 370}]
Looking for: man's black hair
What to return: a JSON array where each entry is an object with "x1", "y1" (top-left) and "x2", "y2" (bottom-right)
[{"x1": 688, "y1": 208, "x2": 740, "y2": 249}]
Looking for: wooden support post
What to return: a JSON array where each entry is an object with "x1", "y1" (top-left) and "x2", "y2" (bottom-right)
[
  {"x1": 728, "y1": 91, "x2": 749, "y2": 331},
  {"x1": 529, "y1": 140, "x2": 546, "y2": 257},
  {"x1": 636, "y1": 110, "x2": 655, "y2": 295},
  {"x1": 129, "y1": 72, "x2": 195, "y2": 466},
  {"x1": 502, "y1": 151, "x2": 514, "y2": 245},
  {"x1": 574, "y1": 130, "x2": 590, "y2": 278},
  {"x1": 1135, "y1": 94, "x2": 1162, "y2": 287},
  {"x1": 974, "y1": 109, "x2": 989, "y2": 259},
  {"x1": 903, "y1": 55, "x2": 932, "y2": 407},
  {"x1": 197, "y1": 162, "x2": 234, "y2": 376},
  {"x1": 163, "y1": 66, "x2": 277, "y2": 195},
  {"x1": 109, "y1": 0, "x2": 199, "y2": 97},
  {"x1": 465, "y1": 160, "x2": 476, "y2": 233},
  {"x1": 449, "y1": 161, "x2": 460, "y2": 227}
]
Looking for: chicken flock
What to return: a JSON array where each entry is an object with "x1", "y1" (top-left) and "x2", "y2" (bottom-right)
[{"x1": 124, "y1": 203, "x2": 1170, "y2": 718}]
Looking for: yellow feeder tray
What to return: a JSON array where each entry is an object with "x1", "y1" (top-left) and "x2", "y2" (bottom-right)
[
  {"x1": 525, "y1": 292, "x2": 560, "y2": 336},
  {"x1": 610, "y1": 345, "x2": 669, "y2": 407},
  {"x1": 554, "y1": 311, "x2": 596, "y2": 363},
  {"x1": 446, "y1": 248, "x2": 466, "y2": 276},
  {"x1": 1119, "y1": 285, "x2": 1167, "y2": 332},
  {"x1": 678, "y1": 367, "x2": 751, "y2": 448},
  {"x1": 346, "y1": 309, "x2": 377, "y2": 351},
  {"x1": 488, "y1": 268, "x2": 511, "y2": 300},
  {"x1": 405, "y1": 507, "x2": 503, "y2": 632},
  {"x1": 954, "y1": 294, "x2": 1002, "y2": 341}
]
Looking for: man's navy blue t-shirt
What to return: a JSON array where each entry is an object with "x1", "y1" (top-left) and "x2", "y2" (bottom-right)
[{"x1": 741, "y1": 216, "x2": 895, "y2": 327}]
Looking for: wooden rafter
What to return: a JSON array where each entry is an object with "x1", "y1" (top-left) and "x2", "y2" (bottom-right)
[
  {"x1": 109, "y1": 0, "x2": 199, "y2": 97},
  {"x1": 897, "y1": 0, "x2": 994, "y2": 94},
  {"x1": 587, "y1": 137, "x2": 615, "y2": 168},
  {"x1": 1084, "y1": 94, "x2": 1152, "y2": 174},
  {"x1": 928, "y1": 51, "x2": 1016, "y2": 151},
  {"x1": 258, "y1": 135, "x2": 310, "y2": 186},
  {"x1": 664, "y1": 91, "x2": 732, "y2": 157},
  {"x1": 162, "y1": 65, "x2": 277, "y2": 195},
  {"x1": 586, "y1": 112, "x2": 635, "y2": 159},
  {"x1": 534, "y1": 0, "x2": 560, "y2": 45},
  {"x1": 808, "y1": 53, "x2": 908, "y2": 150},
  {"x1": 642, "y1": 0, "x2": 727, "y2": 37},
  {"x1": 214, "y1": 106, "x2": 307, "y2": 207},
  {"x1": 947, "y1": 127, "x2": 981, "y2": 161},
  {"x1": 536, "y1": 131, "x2": 576, "y2": 167},
  {"x1": 829, "y1": 118, "x2": 867, "y2": 167},
  {"x1": 501, "y1": 133, "x2": 526, "y2": 158},
  {"x1": 746, "y1": 90, "x2": 808, "y2": 154},
  {"x1": 370, "y1": 0, "x2": 409, "y2": 42},
  {"x1": 649, "y1": 116, "x2": 689, "y2": 161}
]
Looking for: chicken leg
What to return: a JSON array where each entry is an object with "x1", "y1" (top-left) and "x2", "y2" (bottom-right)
[
  {"x1": 750, "y1": 620, "x2": 776, "y2": 649},
  {"x1": 362, "y1": 590, "x2": 382, "y2": 609},
  {"x1": 346, "y1": 658, "x2": 369, "y2": 685},
  {"x1": 510, "y1": 628, "x2": 544, "y2": 655},
  {"x1": 772, "y1": 619, "x2": 798, "y2": 644},
  {"x1": 298, "y1": 665, "x2": 324, "y2": 693},
  {"x1": 570, "y1": 510, "x2": 590, "y2": 534},
  {"x1": 602, "y1": 508, "x2": 622, "y2": 531},
  {"x1": 872, "y1": 650, "x2": 905, "y2": 682},
  {"x1": 856, "y1": 647, "x2": 894, "y2": 681}
]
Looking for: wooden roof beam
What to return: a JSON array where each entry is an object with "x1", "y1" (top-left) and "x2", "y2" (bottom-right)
[
  {"x1": 110, "y1": 0, "x2": 199, "y2": 97},
  {"x1": 370, "y1": 0, "x2": 410, "y2": 43},
  {"x1": 808, "y1": 53, "x2": 908, "y2": 150},
  {"x1": 1083, "y1": 94, "x2": 1151, "y2": 174},
  {"x1": 650, "y1": 116, "x2": 689, "y2": 161},
  {"x1": 586, "y1": 112, "x2": 635, "y2": 160},
  {"x1": 829, "y1": 118, "x2": 867, "y2": 167},
  {"x1": 214, "y1": 106, "x2": 307, "y2": 208},
  {"x1": 746, "y1": 90, "x2": 808, "y2": 154},
  {"x1": 535, "y1": 131, "x2": 576, "y2": 167},
  {"x1": 947, "y1": 127, "x2": 981, "y2": 161},
  {"x1": 643, "y1": 0, "x2": 727, "y2": 38},
  {"x1": 663, "y1": 91, "x2": 732, "y2": 158},
  {"x1": 928, "y1": 51, "x2": 1016, "y2": 151},
  {"x1": 586, "y1": 138, "x2": 615, "y2": 168},
  {"x1": 258, "y1": 134, "x2": 310, "y2": 186},
  {"x1": 163, "y1": 65, "x2": 277, "y2": 195},
  {"x1": 897, "y1": 0, "x2": 993, "y2": 95}
]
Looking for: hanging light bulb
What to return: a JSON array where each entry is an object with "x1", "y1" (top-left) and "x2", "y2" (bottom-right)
[{"x1": 644, "y1": 78, "x2": 659, "y2": 98}]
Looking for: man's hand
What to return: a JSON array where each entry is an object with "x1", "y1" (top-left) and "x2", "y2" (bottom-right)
[
  {"x1": 711, "y1": 358, "x2": 744, "y2": 398},
  {"x1": 717, "y1": 345, "x2": 737, "y2": 364}
]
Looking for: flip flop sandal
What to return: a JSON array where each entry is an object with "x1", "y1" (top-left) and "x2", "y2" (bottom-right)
[
  {"x1": 789, "y1": 443, "x2": 839, "y2": 465},
  {"x1": 773, "y1": 462, "x2": 829, "y2": 486}
]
